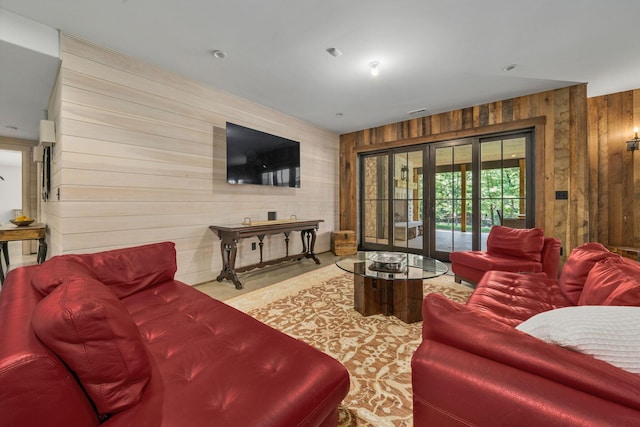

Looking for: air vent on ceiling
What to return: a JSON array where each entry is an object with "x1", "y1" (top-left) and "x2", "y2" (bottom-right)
[{"x1": 408, "y1": 108, "x2": 427, "y2": 115}]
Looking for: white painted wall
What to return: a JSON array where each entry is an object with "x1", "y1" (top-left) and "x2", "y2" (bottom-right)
[{"x1": 0, "y1": 150, "x2": 22, "y2": 224}]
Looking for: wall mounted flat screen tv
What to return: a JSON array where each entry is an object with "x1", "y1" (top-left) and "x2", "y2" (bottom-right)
[{"x1": 226, "y1": 122, "x2": 301, "y2": 188}]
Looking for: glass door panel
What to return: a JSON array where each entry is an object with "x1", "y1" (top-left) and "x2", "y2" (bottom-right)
[
  {"x1": 479, "y1": 135, "x2": 528, "y2": 249},
  {"x1": 362, "y1": 155, "x2": 389, "y2": 246},
  {"x1": 392, "y1": 151, "x2": 423, "y2": 251},
  {"x1": 433, "y1": 144, "x2": 473, "y2": 256}
]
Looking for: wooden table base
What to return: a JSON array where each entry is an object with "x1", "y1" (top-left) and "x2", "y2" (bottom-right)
[{"x1": 353, "y1": 274, "x2": 423, "y2": 323}]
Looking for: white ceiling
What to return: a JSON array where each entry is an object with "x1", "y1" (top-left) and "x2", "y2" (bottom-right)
[{"x1": 2, "y1": 0, "x2": 640, "y2": 140}]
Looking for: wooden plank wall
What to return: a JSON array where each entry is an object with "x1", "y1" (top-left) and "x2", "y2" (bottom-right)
[
  {"x1": 587, "y1": 89, "x2": 640, "y2": 247},
  {"x1": 340, "y1": 85, "x2": 590, "y2": 255},
  {"x1": 42, "y1": 34, "x2": 340, "y2": 285}
]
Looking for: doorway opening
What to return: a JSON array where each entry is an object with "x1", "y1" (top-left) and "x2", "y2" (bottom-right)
[{"x1": 0, "y1": 147, "x2": 38, "y2": 267}]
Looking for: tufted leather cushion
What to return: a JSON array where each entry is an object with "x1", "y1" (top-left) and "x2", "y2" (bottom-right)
[
  {"x1": 486, "y1": 226, "x2": 545, "y2": 263},
  {"x1": 450, "y1": 251, "x2": 543, "y2": 274},
  {"x1": 467, "y1": 270, "x2": 571, "y2": 327},
  {"x1": 578, "y1": 257, "x2": 640, "y2": 306},
  {"x1": 558, "y1": 242, "x2": 620, "y2": 304},
  {"x1": 31, "y1": 256, "x2": 98, "y2": 296},
  {"x1": 32, "y1": 275, "x2": 151, "y2": 416},
  {"x1": 116, "y1": 281, "x2": 351, "y2": 426}
]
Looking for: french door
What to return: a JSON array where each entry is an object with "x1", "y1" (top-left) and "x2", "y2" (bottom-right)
[{"x1": 359, "y1": 130, "x2": 534, "y2": 261}]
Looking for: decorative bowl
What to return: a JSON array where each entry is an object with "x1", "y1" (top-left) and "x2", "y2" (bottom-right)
[
  {"x1": 10, "y1": 219, "x2": 35, "y2": 227},
  {"x1": 368, "y1": 252, "x2": 407, "y2": 273}
]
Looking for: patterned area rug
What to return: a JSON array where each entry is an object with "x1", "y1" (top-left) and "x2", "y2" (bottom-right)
[{"x1": 226, "y1": 264, "x2": 473, "y2": 426}]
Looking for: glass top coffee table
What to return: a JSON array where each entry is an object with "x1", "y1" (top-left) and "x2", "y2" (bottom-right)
[{"x1": 336, "y1": 251, "x2": 448, "y2": 323}]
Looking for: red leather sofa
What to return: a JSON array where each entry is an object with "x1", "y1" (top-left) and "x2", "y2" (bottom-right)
[
  {"x1": 450, "y1": 225, "x2": 561, "y2": 285},
  {"x1": 412, "y1": 242, "x2": 640, "y2": 426},
  {"x1": 0, "y1": 242, "x2": 349, "y2": 427}
]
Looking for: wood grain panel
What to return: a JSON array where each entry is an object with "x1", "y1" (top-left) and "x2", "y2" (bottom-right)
[
  {"x1": 41, "y1": 34, "x2": 339, "y2": 285},
  {"x1": 340, "y1": 85, "x2": 590, "y2": 256},
  {"x1": 586, "y1": 89, "x2": 639, "y2": 247}
]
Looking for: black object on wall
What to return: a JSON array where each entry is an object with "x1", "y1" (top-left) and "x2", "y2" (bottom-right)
[{"x1": 226, "y1": 122, "x2": 300, "y2": 188}]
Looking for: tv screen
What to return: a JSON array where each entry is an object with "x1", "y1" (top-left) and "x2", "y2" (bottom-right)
[{"x1": 226, "y1": 122, "x2": 301, "y2": 188}]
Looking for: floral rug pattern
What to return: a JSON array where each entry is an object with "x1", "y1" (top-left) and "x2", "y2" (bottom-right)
[{"x1": 227, "y1": 265, "x2": 473, "y2": 426}]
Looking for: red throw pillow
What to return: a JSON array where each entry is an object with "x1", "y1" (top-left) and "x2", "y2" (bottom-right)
[
  {"x1": 579, "y1": 258, "x2": 640, "y2": 306},
  {"x1": 558, "y1": 242, "x2": 620, "y2": 304},
  {"x1": 486, "y1": 226, "x2": 545, "y2": 262},
  {"x1": 32, "y1": 275, "x2": 151, "y2": 416},
  {"x1": 31, "y1": 256, "x2": 98, "y2": 296}
]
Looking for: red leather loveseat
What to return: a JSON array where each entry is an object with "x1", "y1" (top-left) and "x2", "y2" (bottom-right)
[
  {"x1": 412, "y1": 242, "x2": 640, "y2": 426},
  {"x1": 450, "y1": 225, "x2": 561, "y2": 285},
  {"x1": 0, "y1": 242, "x2": 349, "y2": 427}
]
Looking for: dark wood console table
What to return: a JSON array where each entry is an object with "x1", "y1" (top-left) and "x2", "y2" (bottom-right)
[{"x1": 209, "y1": 219, "x2": 323, "y2": 289}]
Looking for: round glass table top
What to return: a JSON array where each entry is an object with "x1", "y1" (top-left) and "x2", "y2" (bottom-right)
[{"x1": 335, "y1": 251, "x2": 448, "y2": 280}]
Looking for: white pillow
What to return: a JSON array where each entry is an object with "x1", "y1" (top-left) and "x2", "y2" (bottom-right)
[{"x1": 516, "y1": 306, "x2": 640, "y2": 374}]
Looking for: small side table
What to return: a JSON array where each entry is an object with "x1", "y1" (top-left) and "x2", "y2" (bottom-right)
[{"x1": 0, "y1": 223, "x2": 47, "y2": 284}]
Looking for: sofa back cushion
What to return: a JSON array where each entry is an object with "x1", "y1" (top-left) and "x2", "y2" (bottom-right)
[
  {"x1": 486, "y1": 226, "x2": 545, "y2": 262},
  {"x1": 32, "y1": 275, "x2": 151, "y2": 416},
  {"x1": 31, "y1": 241, "x2": 177, "y2": 299},
  {"x1": 558, "y1": 242, "x2": 620, "y2": 304},
  {"x1": 578, "y1": 257, "x2": 640, "y2": 306}
]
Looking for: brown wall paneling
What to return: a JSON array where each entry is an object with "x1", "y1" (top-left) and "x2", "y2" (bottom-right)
[
  {"x1": 340, "y1": 85, "x2": 590, "y2": 256},
  {"x1": 588, "y1": 89, "x2": 640, "y2": 247}
]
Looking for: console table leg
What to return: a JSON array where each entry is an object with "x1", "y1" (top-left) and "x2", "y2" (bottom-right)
[
  {"x1": 258, "y1": 235, "x2": 265, "y2": 263},
  {"x1": 217, "y1": 238, "x2": 242, "y2": 289},
  {"x1": 284, "y1": 232, "x2": 290, "y2": 257},
  {"x1": 301, "y1": 229, "x2": 321, "y2": 264}
]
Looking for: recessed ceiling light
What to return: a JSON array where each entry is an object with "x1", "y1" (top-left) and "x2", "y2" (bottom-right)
[
  {"x1": 336, "y1": 112, "x2": 344, "y2": 116},
  {"x1": 211, "y1": 49, "x2": 227, "y2": 59},
  {"x1": 5, "y1": 125, "x2": 18, "y2": 131},
  {"x1": 503, "y1": 64, "x2": 518, "y2": 72},
  {"x1": 326, "y1": 47, "x2": 343, "y2": 57},
  {"x1": 369, "y1": 61, "x2": 380, "y2": 77},
  {"x1": 408, "y1": 108, "x2": 427, "y2": 115}
]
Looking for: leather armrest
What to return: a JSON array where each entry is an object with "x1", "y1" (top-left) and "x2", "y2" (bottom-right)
[{"x1": 420, "y1": 294, "x2": 640, "y2": 411}]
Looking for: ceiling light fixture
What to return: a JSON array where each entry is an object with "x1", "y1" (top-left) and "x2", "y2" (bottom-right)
[
  {"x1": 369, "y1": 61, "x2": 380, "y2": 77},
  {"x1": 408, "y1": 108, "x2": 427, "y2": 115},
  {"x1": 503, "y1": 64, "x2": 518, "y2": 72},
  {"x1": 326, "y1": 47, "x2": 343, "y2": 57},
  {"x1": 211, "y1": 49, "x2": 227, "y2": 59}
]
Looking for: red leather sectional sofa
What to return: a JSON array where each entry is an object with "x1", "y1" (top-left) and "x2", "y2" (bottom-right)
[
  {"x1": 0, "y1": 242, "x2": 349, "y2": 426},
  {"x1": 413, "y1": 242, "x2": 640, "y2": 426}
]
